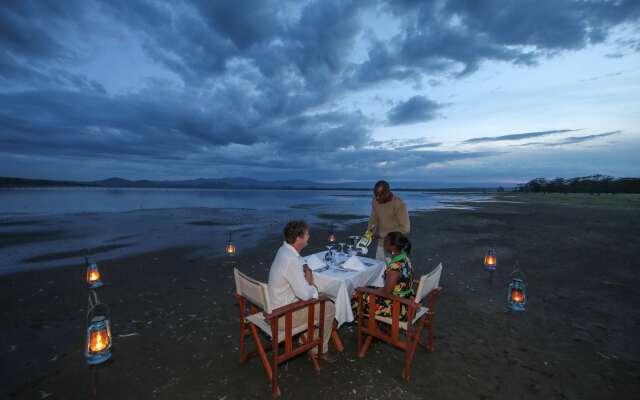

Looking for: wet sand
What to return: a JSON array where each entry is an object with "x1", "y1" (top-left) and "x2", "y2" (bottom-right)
[{"x1": 1, "y1": 194, "x2": 639, "y2": 399}]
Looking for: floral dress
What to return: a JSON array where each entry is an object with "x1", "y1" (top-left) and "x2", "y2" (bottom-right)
[{"x1": 354, "y1": 251, "x2": 415, "y2": 321}]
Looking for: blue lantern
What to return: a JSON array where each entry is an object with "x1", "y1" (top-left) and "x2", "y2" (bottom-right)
[
  {"x1": 86, "y1": 261, "x2": 103, "y2": 289},
  {"x1": 484, "y1": 248, "x2": 497, "y2": 271},
  {"x1": 85, "y1": 316, "x2": 112, "y2": 365},
  {"x1": 507, "y1": 278, "x2": 526, "y2": 311}
]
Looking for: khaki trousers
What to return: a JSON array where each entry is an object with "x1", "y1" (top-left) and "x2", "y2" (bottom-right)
[{"x1": 278, "y1": 300, "x2": 335, "y2": 354}]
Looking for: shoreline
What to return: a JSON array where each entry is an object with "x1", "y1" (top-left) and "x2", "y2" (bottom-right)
[{"x1": 0, "y1": 194, "x2": 485, "y2": 275}]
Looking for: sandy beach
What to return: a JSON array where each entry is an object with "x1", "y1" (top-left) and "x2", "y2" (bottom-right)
[{"x1": 1, "y1": 193, "x2": 639, "y2": 399}]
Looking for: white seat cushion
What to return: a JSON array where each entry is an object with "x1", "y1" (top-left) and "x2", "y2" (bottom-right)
[
  {"x1": 246, "y1": 312, "x2": 313, "y2": 342},
  {"x1": 374, "y1": 306, "x2": 429, "y2": 330}
]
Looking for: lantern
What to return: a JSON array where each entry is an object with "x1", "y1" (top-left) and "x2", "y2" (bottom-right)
[
  {"x1": 225, "y1": 233, "x2": 236, "y2": 256},
  {"x1": 507, "y1": 278, "x2": 526, "y2": 311},
  {"x1": 86, "y1": 261, "x2": 103, "y2": 289},
  {"x1": 484, "y1": 248, "x2": 497, "y2": 270},
  {"x1": 328, "y1": 232, "x2": 336, "y2": 243},
  {"x1": 85, "y1": 316, "x2": 112, "y2": 365},
  {"x1": 328, "y1": 225, "x2": 337, "y2": 244}
]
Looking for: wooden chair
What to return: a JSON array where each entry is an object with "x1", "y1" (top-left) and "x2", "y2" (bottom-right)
[
  {"x1": 234, "y1": 268, "x2": 327, "y2": 397},
  {"x1": 355, "y1": 263, "x2": 443, "y2": 381}
]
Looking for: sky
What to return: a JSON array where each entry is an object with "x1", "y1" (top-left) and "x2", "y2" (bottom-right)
[{"x1": 1, "y1": 0, "x2": 639, "y2": 185}]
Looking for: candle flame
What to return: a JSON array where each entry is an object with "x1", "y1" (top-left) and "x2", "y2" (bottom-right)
[
  {"x1": 89, "y1": 329, "x2": 109, "y2": 352},
  {"x1": 511, "y1": 289, "x2": 524, "y2": 303},
  {"x1": 88, "y1": 270, "x2": 100, "y2": 283},
  {"x1": 226, "y1": 243, "x2": 236, "y2": 255}
]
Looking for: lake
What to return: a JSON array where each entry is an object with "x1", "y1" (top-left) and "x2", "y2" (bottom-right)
[{"x1": 0, "y1": 188, "x2": 490, "y2": 274}]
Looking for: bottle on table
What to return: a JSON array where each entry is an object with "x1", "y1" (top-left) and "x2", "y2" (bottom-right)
[{"x1": 356, "y1": 225, "x2": 375, "y2": 253}]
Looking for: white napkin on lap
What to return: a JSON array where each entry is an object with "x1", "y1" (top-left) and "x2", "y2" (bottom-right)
[
  {"x1": 305, "y1": 253, "x2": 326, "y2": 270},
  {"x1": 342, "y1": 255, "x2": 367, "y2": 271}
]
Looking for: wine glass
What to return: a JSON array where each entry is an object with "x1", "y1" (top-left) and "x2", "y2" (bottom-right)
[
  {"x1": 338, "y1": 242, "x2": 346, "y2": 255},
  {"x1": 324, "y1": 245, "x2": 334, "y2": 265}
]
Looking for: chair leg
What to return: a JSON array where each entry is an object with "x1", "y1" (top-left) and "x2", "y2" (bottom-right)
[
  {"x1": 239, "y1": 323, "x2": 248, "y2": 364},
  {"x1": 249, "y1": 324, "x2": 272, "y2": 381},
  {"x1": 418, "y1": 316, "x2": 435, "y2": 352},
  {"x1": 271, "y1": 334, "x2": 280, "y2": 397},
  {"x1": 331, "y1": 321, "x2": 344, "y2": 353},
  {"x1": 358, "y1": 336, "x2": 373, "y2": 358},
  {"x1": 238, "y1": 298, "x2": 247, "y2": 364},
  {"x1": 403, "y1": 316, "x2": 427, "y2": 381},
  {"x1": 426, "y1": 314, "x2": 435, "y2": 352}
]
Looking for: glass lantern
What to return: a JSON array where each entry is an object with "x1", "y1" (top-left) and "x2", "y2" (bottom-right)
[
  {"x1": 484, "y1": 248, "x2": 497, "y2": 271},
  {"x1": 86, "y1": 261, "x2": 103, "y2": 289},
  {"x1": 225, "y1": 233, "x2": 236, "y2": 256},
  {"x1": 85, "y1": 316, "x2": 112, "y2": 365},
  {"x1": 507, "y1": 278, "x2": 526, "y2": 311}
]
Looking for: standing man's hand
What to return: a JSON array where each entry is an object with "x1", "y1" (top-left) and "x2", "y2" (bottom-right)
[{"x1": 303, "y1": 264, "x2": 314, "y2": 285}]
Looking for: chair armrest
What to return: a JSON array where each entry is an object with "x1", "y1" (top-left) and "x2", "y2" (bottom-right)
[
  {"x1": 264, "y1": 295, "x2": 329, "y2": 320},
  {"x1": 355, "y1": 287, "x2": 419, "y2": 309}
]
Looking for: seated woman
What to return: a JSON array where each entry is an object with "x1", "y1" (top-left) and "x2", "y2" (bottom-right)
[{"x1": 353, "y1": 231, "x2": 415, "y2": 321}]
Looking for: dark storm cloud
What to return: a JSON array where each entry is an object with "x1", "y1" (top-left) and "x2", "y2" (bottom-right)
[
  {"x1": 386, "y1": 96, "x2": 446, "y2": 125},
  {"x1": 352, "y1": 0, "x2": 640, "y2": 82},
  {"x1": 0, "y1": 0, "x2": 106, "y2": 91},
  {"x1": 1, "y1": 0, "x2": 639, "y2": 180},
  {"x1": 464, "y1": 129, "x2": 579, "y2": 144}
]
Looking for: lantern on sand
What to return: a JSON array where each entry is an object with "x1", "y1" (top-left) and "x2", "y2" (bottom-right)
[
  {"x1": 507, "y1": 278, "x2": 526, "y2": 312},
  {"x1": 226, "y1": 233, "x2": 236, "y2": 256},
  {"x1": 484, "y1": 248, "x2": 497, "y2": 271},
  {"x1": 86, "y1": 259, "x2": 103, "y2": 289},
  {"x1": 86, "y1": 315, "x2": 112, "y2": 365}
]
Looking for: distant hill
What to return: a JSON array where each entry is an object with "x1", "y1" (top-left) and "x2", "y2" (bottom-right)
[{"x1": 0, "y1": 176, "x2": 504, "y2": 192}]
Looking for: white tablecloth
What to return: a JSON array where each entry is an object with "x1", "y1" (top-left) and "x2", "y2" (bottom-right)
[{"x1": 305, "y1": 251, "x2": 385, "y2": 327}]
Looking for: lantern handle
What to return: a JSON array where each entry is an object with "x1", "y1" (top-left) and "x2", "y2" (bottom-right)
[
  {"x1": 509, "y1": 261, "x2": 527, "y2": 280},
  {"x1": 87, "y1": 290, "x2": 110, "y2": 321}
]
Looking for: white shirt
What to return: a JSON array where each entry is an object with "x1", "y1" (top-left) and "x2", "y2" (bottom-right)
[{"x1": 268, "y1": 242, "x2": 318, "y2": 310}]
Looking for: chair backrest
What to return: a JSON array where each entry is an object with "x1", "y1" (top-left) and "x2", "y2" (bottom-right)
[
  {"x1": 234, "y1": 268, "x2": 272, "y2": 314},
  {"x1": 414, "y1": 263, "x2": 443, "y2": 303}
]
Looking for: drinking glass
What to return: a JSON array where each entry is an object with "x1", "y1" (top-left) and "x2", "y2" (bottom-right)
[{"x1": 324, "y1": 245, "x2": 334, "y2": 265}]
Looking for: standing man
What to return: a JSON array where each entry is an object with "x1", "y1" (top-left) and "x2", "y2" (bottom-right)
[
  {"x1": 268, "y1": 220, "x2": 336, "y2": 358},
  {"x1": 367, "y1": 180, "x2": 410, "y2": 261}
]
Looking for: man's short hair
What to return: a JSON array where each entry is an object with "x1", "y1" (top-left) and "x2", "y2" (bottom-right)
[
  {"x1": 283, "y1": 220, "x2": 309, "y2": 244},
  {"x1": 374, "y1": 180, "x2": 390, "y2": 191}
]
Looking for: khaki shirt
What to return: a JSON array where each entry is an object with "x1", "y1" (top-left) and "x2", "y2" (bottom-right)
[{"x1": 367, "y1": 195, "x2": 410, "y2": 241}]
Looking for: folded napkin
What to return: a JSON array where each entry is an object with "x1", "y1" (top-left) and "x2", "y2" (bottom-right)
[
  {"x1": 342, "y1": 255, "x2": 367, "y2": 271},
  {"x1": 304, "y1": 253, "x2": 326, "y2": 270}
]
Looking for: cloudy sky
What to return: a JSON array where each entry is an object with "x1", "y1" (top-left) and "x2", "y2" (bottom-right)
[{"x1": 1, "y1": 0, "x2": 639, "y2": 185}]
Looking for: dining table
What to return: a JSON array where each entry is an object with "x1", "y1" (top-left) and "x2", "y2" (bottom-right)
[{"x1": 304, "y1": 250, "x2": 386, "y2": 327}]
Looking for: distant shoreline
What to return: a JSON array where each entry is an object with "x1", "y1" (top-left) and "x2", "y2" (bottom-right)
[
  {"x1": 0, "y1": 185, "x2": 497, "y2": 194},
  {"x1": 0, "y1": 176, "x2": 505, "y2": 192}
]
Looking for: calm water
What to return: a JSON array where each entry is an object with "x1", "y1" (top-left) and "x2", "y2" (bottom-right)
[
  {"x1": 0, "y1": 188, "x2": 489, "y2": 273},
  {"x1": 0, "y1": 187, "x2": 484, "y2": 216}
]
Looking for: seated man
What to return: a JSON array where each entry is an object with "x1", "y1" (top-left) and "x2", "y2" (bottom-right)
[{"x1": 268, "y1": 220, "x2": 336, "y2": 357}]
